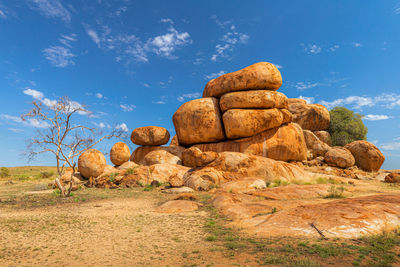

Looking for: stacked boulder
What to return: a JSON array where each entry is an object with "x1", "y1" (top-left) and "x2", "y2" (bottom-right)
[{"x1": 173, "y1": 62, "x2": 307, "y2": 162}]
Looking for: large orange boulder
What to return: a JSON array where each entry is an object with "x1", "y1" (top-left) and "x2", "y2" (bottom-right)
[
  {"x1": 313, "y1": 130, "x2": 332, "y2": 146},
  {"x1": 303, "y1": 130, "x2": 330, "y2": 158},
  {"x1": 194, "y1": 123, "x2": 307, "y2": 162},
  {"x1": 345, "y1": 141, "x2": 385, "y2": 172},
  {"x1": 182, "y1": 147, "x2": 218, "y2": 167},
  {"x1": 219, "y1": 90, "x2": 288, "y2": 112},
  {"x1": 172, "y1": 97, "x2": 225, "y2": 146},
  {"x1": 130, "y1": 126, "x2": 170, "y2": 146},
  {"x1": 141, "y1": 150, "x2": 182, "y2": 166},
  {"x1": 324, "y1": 147, "x2": 355, "y2": 169},
  {"x1": 110, "y1": 142, "x2": 130, "y2": 166},
  {"x1": 78, "y1": 149, "x2": 107, "y2": 178},
  {"x1": 130, "y1": 146, "x2": 184, "y2": 164},
  {"x1": 288, "y1": 99, "x2": 330, "y2": 131},
  {"x1": 222, "y1": 108, "x2": 291, "y2": 139},
  {"x1": 203, "y1": 62, "x2": 282, "y2": 98}
]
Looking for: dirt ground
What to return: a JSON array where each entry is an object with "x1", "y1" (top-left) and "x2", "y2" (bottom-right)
[{"x1": 1, "y1": 167, "x2": 400, "y2": 267}]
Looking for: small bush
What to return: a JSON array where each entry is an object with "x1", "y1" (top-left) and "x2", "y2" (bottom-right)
[
  {"x1": 109, "y1": 173, "x2": 118, "y2": 183},
  {"x1": 324, "y1": 185, "x2": 345, "y2": 199},
  {"x1": 0, "y1": 167, "x2": 10, "y2": 177},
  {"x1": 39, "y1": 171, "x2": 54, "y2": 178}
]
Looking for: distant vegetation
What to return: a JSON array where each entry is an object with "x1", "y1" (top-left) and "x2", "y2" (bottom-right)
[{"x1": 329, "y1": 106, "x2": 368, "y2": 146}]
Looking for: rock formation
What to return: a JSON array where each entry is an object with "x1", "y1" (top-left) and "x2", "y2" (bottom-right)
[
  {"x1": 110, "y1": 142, "x2": 130, "y2": 166},
  {"x1": 78, "y1": 149, "x2": 106, "y2": 178},
  {"x1": 131, "y1": 126, "x2": 170, "y2": 146}
]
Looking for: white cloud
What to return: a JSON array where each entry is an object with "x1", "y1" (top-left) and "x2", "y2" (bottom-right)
[
  {"x1": 0, "y1": 9, "x2": 6, "y2": 19},
  {"x1": 0, "y1": 114, "x2": 50, "y2": 128},
  {"x1": 154, "y1": 100, "x2": 166, "y2": 104},
  {"x1": 329, "y1": 45, "x2": 340, "y2": 52},
  {"x1": 298, "y1": 96, "x2": 315, "y2": 104},
  {"x1": 210, "y1": 16, "x2": 249, "y2": 61},
  {"x1": 273, "y1": 64, "x2": 283, "y2": 69},
  {"x1": 43, "y1": 46, "x2": 75, "y2": 67},
  {"x1": 380, "y1": 142, "x2": 400, "y2": 151},
  {"x1": 294, "y1": 81, "x2": 324, "y2": 90},
  {"x1": 205, "y1": 70, "x2": 226, "y2": 80},
  {"x1": 319, "y1": 93, "x2": 400, "y2": 110},
  {"x1": 59, "y1": 33, "x2": 77, "y2": 48},
  {"x1": 120, "y1": 104, "x2": 136, "y2": 112},
  {"x1": 177, "y1": 92, "x2": 201, "y2": 102},
  {"x1": 8, "y1": 128, "x2": 24, "y2": 133},
  {"x1": 363, "y1": 114, "x2": 392, "y2": 121},
  {"x1": 23, "y1": 88, "x2": 44, "y2": 100},
  {"x1": 85, "y1": 19, "x2": 191, "y2": 63},
  {"x1": 93, "y1": 122, "x2": 108, "y2": 128},
  {"x1": 395, "y1": 7, "x2": 400, "y2": 14},
  {"x1": 352, "y1": 42, "x2": 362, "y2": 47},
  {"x1": 116, "y1": 123, "x2": 129, "y2": 132},
  {"x1": 95, "y1": 93, "x2": 103, "y2": 99},
  {"x1": 28, "y1": 0, "x2": 71, "y2": 23},
  {"x1": 304, "y1": 44, "x2": 322, "y2": 54},
  {"x1": 143, "y1": 83, "x2": 150, "y2": 88}
]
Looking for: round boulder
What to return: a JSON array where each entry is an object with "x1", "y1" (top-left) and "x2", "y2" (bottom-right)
[
  {"x1": 110, "y1": 142, "x2": 130, "y2": 166},
  {"x1": 219, "y1": 90, "x2": 288, "y2": 112},
  {"x1": 324, "y1": 147, "x2": 355, "y2": 169},
  {"x1": 172, "y1": 97, "x2": 225, "y2": 146},
  {"x1": 203, "y1": 62, "x2": 282, "y2": 98},
  {"x1": 345, "y1": 141, "x2": 385, "y2": 172},
  {"x1": 78, "y1": 149, "x2": 106, "y2": 178},
  {"x1": 130, "y1": 126, "x2": 170, "y2": 146},
  {"x1": 288, "y1": 99, "x2": 330, "y2": 131}
]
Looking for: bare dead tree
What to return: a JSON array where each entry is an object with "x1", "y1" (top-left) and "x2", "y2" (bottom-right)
[{"x1": 22, "y1": 96, "x2": 125, "y2": 197}]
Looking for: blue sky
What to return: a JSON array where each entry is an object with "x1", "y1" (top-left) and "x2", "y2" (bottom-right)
[{"x1": 0, "y1": 0, "x2": 399, "y2": 169}]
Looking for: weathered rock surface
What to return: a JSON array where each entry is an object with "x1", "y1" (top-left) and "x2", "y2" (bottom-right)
[
  {"x1": 183, "y1": 168, "x2": 225, "y2": 191},
  {"x1": 162, "y1": 187, "x2": 194, "y2": 194},
  {"x1": 313, "y1": 131, "x2": 332, "y2": 146},
  {"x1": 182, "y1": 147, "x2": 218, "y2": 167},
  {"x1": 219, "y1": 90, "x2": 288, "y2": 112},
  {"x1": 194, "y1": 123, "x2": 307, "y2": 162},
  {"x1": 324, "y1": 147, "x2": 355, "y2": 169},
  {"x1": 172, "y1": 97, "x2": 225, "y2": 146},
  {"x1": 385, "y1": 173, "x2": 400, "y2": 183},
  {"x1": 141, "y1": 150, "x2": 182, "y2": 166},
  {"x1": 130, "y1": 126, "x2": 170, "y2": 146},
  {"x1": 219, "y1": 177, "x2": 267, "y2": 194},
  {"x1": 222, "y1": 108, "x2": 291, "y2": 139},
  {"x1": 288, "y1": 99, "x2": 330, "y2": 131},
  {"x1": 78, "y1": 149, "x2": 107, "y2": 178},
  {"x1": 345, "y1": 140, "x2": 385, "y2": 172},
  {"x1": 303, "y1": 130, "x2": 331, "y2": 158},
  {"x1": 155, "y1": 200, "x2": 199, "y2": 213},
  {"x1": 169, "y1": 135, "x2": 179, "y2": 146},
  {"x1": 116, "y1": 161, "x2": 138, "y2": 170},
  {"x1": 130, "y1": 146, "x2": 185, "y2": 164},
  {"x1": 203, "y1": 62, "x2": 282, "y2": 98},
  {"x1": 110, "y1": 142, "x2": 130, "y2": 166}
]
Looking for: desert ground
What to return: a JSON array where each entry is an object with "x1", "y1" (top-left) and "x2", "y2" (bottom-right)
[{"x1": 0, "y1": 166, "x2": 400, "y2": 267}]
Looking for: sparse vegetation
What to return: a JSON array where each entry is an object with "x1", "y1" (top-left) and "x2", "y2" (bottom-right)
[
  {"x1": 329, "y1": 106, "x2": 368, "y2": 146},
  {"x1": 0, "y1": 167, "x2": 10, "y2": 177},
  {"x1": 324, "y1": 185, "x2": 345, "y2": 199}
]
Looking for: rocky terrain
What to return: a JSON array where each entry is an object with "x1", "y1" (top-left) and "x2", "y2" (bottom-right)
[{"x1": 64, "y1": 62, "x2": 398, "y2": 239}]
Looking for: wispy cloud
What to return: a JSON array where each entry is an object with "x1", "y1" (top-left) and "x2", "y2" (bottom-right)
[
  {"x1": 380, "y1": 142, "x2": 400, "y2": 151},
  {"x1": 116, "y1": 123, "x2": 129, "y2": 132},
  {"x1": 210, "y1": 15, "x2": 249, "y2": 61},
  {"x1": 363, "y1": 114, "x2": 392, "y2": 121},
  {"x1": 352, "y1": 42, "x2": 362, "y2": 47},
  {"x1": 329, "y1": 45, "x2": 340, "y2": 52},
  {"x1": 294, "y1": 82, "x2": 324, "y2": 90},
  {"x1": 59, "y1": 33, "x2": 77, "y2": 48},
  {"x1": 0, "y1": 5, "x2": 7, "y2": 19},
  {"x1": 177, "y1": 92, "x2": 201, "y2": 102},
  {"x1": 298, "y1": 96, "x2": 315, "y2": 104},
  {"x1": 85, "y1": 19, "x2": 191, "y2": 63},
  {"x1": 43, "y1": 46, "x2": 75, "y2": 67},
  {"x1": 95, "y1": 93, "x2": 104, "y2": 99},
  {"x1": 290, "y1": 72, "x2": 348, "y2": 90},
  {"x1": 303, "y1": 44, "x2": 322, "y2": 54},
  {"x1": 319, "y1": 93, "x2": 400, "y2": 110},
  {"x1": 205, "y1": 70, "x2": 226, "y2": 80},
  {"x1": 28, "y1": 0, "x2": 72, "y2": 23},
  {"x1": 120, "y1": 104, "x2": 136, "y2": 112},
  {"x1": 0, "y1": 114, "x2": 50, "y2": 128}
]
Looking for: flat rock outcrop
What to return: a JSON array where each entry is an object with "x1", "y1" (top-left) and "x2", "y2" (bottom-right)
[
  {"x1": 345, "y1": 140, "x2": 385, "y2": 172},
  {"x1": 203, "y1": 62, "x2": 282, "y2": 97},
  {"x1": 173, "y1": 97, "x2": 225, "y2": 146},
  {"x1": 130, "y1": 126, "x2": 170, "y2": 146},
  {"x1": 78, "y1": 149, "x2": 106, "y2": 178}
]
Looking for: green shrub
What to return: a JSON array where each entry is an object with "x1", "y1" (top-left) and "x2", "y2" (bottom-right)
[
  {"x1": 328, "y1": 106, "x2": 368, "y2": 146},
  {"x1": 324, "y1": 185, "x2": 345, "y2": 199},
  {"x1": 0, "y1": 167, "x2": 10, "y2": 177},
  {"x1": 39, "y1": 171, "x2": 54, "y2": 178}
]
